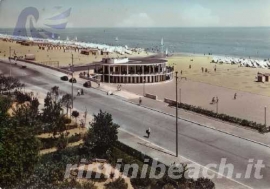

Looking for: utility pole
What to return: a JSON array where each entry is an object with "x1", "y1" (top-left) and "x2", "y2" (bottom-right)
[
  {"x1": 179, "y1": 88, "x2": 181, "y2": 105},
  {"x1": 71, "y1": 54, "x2": 74, "y2": 109},
  {"x1": 216, "y1": 96, "x2": 219, "y2": 114},
  {"x1": 265, "y1": 106, "x2": 267, "y2": 126},
  {"x1": 143, "y1": 79, "x2": 146, "y2": 96},
  {"x1": 9, "y1": 46, "x2": 11, "y2": 76},
  {"x1": 85, "y1": 107, "x2": 88, "y2": 128},
  {"x1": 175, "y1": 71, "x2": 179, "y2": 157}
]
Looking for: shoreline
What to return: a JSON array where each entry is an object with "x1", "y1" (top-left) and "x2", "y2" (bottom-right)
[{"x1": 1, "y1": 32, "x2": 270, "y2": 62}]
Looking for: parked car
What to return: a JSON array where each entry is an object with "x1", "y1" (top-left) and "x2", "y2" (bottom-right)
[
  {"x1": 60, "y1": 76, "x2": 69, "y2": 81},
  {"x1": 69, "y1": 78, "x2": 77, "y2": 83},
  {"x1": 83, "y1": 81, "x2": 92, "y2": 88}
]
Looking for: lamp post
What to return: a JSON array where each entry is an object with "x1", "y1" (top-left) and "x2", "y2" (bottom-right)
[
  {"x1": 216, "y1": 96, "x2": 219, "y2": 114},
  {"x1": 85, "y1": 107, "x2": 88, "y2": 128},
  {"x1": 175, "y1": 71, "x2": 179, "y2": 157},
  {"x1": 265, "y1": 106, "x2": 267, "y2": 126},
  {"x1": 70, "y1": 54, "x2": 74, "y2": 109},
  {"x1": 143, "y1": 79, "x2": 146, "y2": 96},
  {"x1": 9, "y1": 47, "x2": 14, "y2": 76},
  {"x1": 179, "y1": 88, "x2": 182, "y2": 105}
]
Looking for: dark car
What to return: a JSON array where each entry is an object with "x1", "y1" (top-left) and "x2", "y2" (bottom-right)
[
  {"x1": 60, "y1": 76, "x2": 69, "y2": 81},
  {"x1": 69, "y1": 78, "x2": 77, "y2": 83}
]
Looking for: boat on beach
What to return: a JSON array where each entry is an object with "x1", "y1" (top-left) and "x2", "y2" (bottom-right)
[{"x1": 212, "y1": 55, "x2": 270, "y2": 69}]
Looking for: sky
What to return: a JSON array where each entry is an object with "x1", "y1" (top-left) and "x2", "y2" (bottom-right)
[{"x1": 0, "y1": 0, "x2": 270, "y2": 28}]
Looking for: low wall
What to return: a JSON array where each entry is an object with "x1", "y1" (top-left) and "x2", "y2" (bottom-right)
[
  {"x1": 145, "y1": 93, "x2": 158, "y2": 100},
  {"x1": 164, "y1": 98, "x2": 178, "y2": 106}
]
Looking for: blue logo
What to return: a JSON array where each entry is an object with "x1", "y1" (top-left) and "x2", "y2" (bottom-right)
[{"x1": 13, "y1": 7, "x2": 71, "y2": 39}]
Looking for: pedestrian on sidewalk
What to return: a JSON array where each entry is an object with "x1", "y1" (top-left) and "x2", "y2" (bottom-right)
[
  {"x1": 77, "y1": 89, "x2": 81, "y2": 96},
  {"x1": 234, "y1": 93, "x2": 237, "y2": 100},
  {"x1": 146, "y1": 128, "x2": 151, "y2": 138},
  {"x1": 212, "y1": 97, "x2": 216, "y2": 104},
  {"x1": 139, "y1": 97, "x2": 142, "y2": 105}
]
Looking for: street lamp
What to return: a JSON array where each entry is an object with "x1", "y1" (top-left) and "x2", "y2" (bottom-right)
[
  {"x1": 70, "y1": 54, "x2": 74, "y2": 108},
  {"x1": 179, "y1": 88, "x2": 181, "y2": 105},
  {"x1": 175, "y1": 71, "x2": 179, "y2": 157},
  {"x1": 9, "y1": 46, "x2": 15, "y2": 77},
  {"x1": 143, "y1": 79, "x2": 146, "y2": 96},
  {"x1": 216, "y1": 96, "x2": 219, "y2": 114},
  {"x1": 265, "y1": 106, "x2": 267, "y2": 126}
]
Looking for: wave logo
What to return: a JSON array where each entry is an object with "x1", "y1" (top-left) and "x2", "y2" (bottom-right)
[{"x1": 13, "y1": 6, "x2": 71, "y2": 39}]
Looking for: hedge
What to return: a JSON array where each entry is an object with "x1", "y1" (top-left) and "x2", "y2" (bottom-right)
[
  {"x1": 114, "y1": 141, "x2": 165, "y2": 170},
  {"x1": 169, "y1": 101, "x2": 269, "y2": 133},
  {"x1": 39, "y1": 124, "x2": 78, "y2": 135},
  {"x1": 39, "y1": 133, "x2": 82, "y2": 150}
]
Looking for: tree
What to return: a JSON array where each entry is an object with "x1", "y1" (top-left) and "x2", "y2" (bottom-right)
[
  {"x1": 72, "y1": 110, "x2": 80, "y2": 124},
  {"x1": 11, "y1": 97, "x2": 42, "y2": 134},
  {"x1": 191, "y1": 178, "x2": 215, "y2": 189},
  {"x1": 51, "y1": 86, "x2": 59, "y2": 101},
  {"x1": 105, "y1": 178, "x2": 128, "y2": 189},
  {"x1": 0, "y1": 75, "x2": 24, "y2": 94},
  {"x1": 58, "y1": 179, "x2": 97, "y2": 189},
  {"x1": 61, "y1": 94, "x2": 72, "y2": 115},
  {"x1": 0, "y1": 96, "x2": 11, "y2": 123},
  {"x1": 163, "y1": 184, "x2": 176, "y2": 189},
  {"x1": 0, "y1": 124, "x2": 40, "y2": 188},
  {"x1": 14, "y1": 91, "x2": 32, "y2": 103},
  {"x1": 42, "y1": 93, "x2": 66, "y2": 137},
  {"x1": 83, "y1": 110, "x2": 119, "y2": 157}
]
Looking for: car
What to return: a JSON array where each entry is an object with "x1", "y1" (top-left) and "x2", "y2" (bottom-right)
[
  {"x1": 69, "y1": 78, "x2": 77, "y2": 83},
  {"x1": 83, "y1": 81, "x2": 92, "y2": 88},
  {"x1": 60, "y1": 76, "x2": 69, "y2": 81}
]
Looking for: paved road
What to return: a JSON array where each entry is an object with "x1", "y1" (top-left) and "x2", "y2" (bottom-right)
[{"x1": 1, "y1": 61, "x2": 270, "y2": 189}]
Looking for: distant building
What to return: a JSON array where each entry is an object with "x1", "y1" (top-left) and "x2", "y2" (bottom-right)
[
  {"x1": 81, "y1": 49, "x2": 100, "y2": 55},
  {"x1": 94, "y1": 57, "x2": 174, "y2": 84},
  {"x1": 25, "y1": 54, "x2": 35, "y2": 61}
]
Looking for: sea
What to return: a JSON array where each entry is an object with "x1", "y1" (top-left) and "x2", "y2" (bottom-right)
[{"x1": 0, "y1": 27, "x2": 270, "y2": 59}]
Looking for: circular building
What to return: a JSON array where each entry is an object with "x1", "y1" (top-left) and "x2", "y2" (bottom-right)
[{"x1": 94, "y1": 57, "x2": 174, "y2": 84}]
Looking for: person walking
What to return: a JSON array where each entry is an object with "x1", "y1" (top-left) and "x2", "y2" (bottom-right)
[
  {"x1": 234, "y1": 93, "x2": 237, "y2": 100},
  {"x1": 146, "y1": 128, "x2": 151, "y2": 138},
  {"x1": 77, "y1": 89, "x2": 81, "y2": 96},
  {"x1": 139, "y1": 97, "x2": 142, "y2": 105},
  {"x1": 212, "y1": 97, "x2": 216, "y2": 104}
]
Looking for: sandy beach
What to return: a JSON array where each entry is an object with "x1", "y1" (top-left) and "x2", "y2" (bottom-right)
[
  {"x1": 167, "y1": 55, "x2": 270, "y2": 96},
  {"x1": 0, "y1": 39, "x2": 150, "y2": 67}
]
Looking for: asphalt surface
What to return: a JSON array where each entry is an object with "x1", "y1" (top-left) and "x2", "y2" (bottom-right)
[{"x1": 1, "y1": 60, "x2": 270, "y2": 189}]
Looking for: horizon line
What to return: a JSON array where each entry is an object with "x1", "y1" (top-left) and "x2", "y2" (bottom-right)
[{"x1": 2, "y1": 26, "x2": 270, "y2": 29}]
